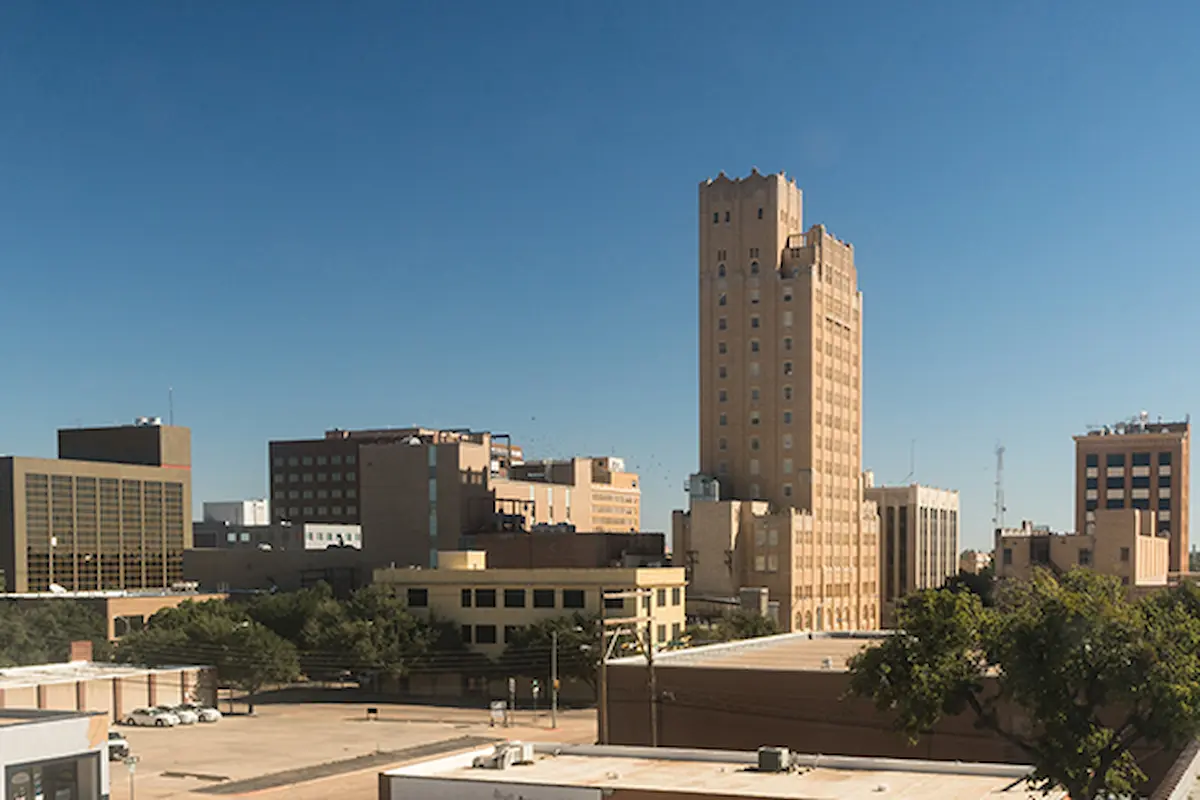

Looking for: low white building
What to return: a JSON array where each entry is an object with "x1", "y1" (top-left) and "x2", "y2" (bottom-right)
[
  {"x1": 303, "y1": 523, "x2": 362, "y2": 550},
  {"x1": 0, "y1": 708, "x2": 113, "y2": 800},
  {"x1": 203, "y1": 499, "x2": 271, "y2": 527}
]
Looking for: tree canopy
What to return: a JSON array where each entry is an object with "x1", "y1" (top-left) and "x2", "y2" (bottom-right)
[
  {"x1": 498, "y1": 613, "x2": 604, "y2": 696},
  {"x1": 0, "y1": 601, "x2": 111, "y2": 666},
  {"x1": 684, "y1": 609, "x2": 780, "y2": 646},
  {"x1": 847, "y1": 569, "x2": 1200, "y2": 799}
]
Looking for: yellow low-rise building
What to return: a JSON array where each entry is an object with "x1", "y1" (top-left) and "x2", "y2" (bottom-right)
[{"x1": 373, "y1": 551, "x2": 686, "y2": 656}]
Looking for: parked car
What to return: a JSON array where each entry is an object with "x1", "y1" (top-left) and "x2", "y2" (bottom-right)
[
  {"x1": 159, "y1": 705, "x2": 198, "y2": 725},
  {"x1": 177, "y1": 702, "x2": 222, "y2": 723},
  {"x1": 125, "y1": 708, "x2": 179, "y2": 727},
  {"x1": 107, "y1": 731, "x2": 130, "y2": 760}
]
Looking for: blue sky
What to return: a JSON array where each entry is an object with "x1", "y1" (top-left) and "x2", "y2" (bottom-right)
[{"x1": 2, "y1": 2, "x2": 1199, "y2": 551}]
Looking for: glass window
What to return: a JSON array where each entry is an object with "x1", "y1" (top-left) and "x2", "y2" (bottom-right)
[
  {"x1": 1159, "y1": 497, "x2": 1171, "y2": 510},
  {"x1": 672, "y1": 587, "x2": 681, "y2": 605},
  {"x1": 717, "y1": 263, "x2": 725, "y2": 276},
  {"x1": 317, "y1": 455, "x2": 327, "y2": 466},
  {"x1": 1132, "y1": 498, "x2": 1150, "y2": 510},
  {"x1": 783, "y1": 386, "x2": 792, "y2": 401},
  {"x1": 533, "y1": 589, "x2": 555, "y2": 608},
  {"x1": 1106, "y1": 498, "x2": 1124, "y2": 509},
  {"x1": 346, "y1": 454, "x2": 357, "y2": 465},
  {"x1": 288, "y1": 456, "x2": 299, "y2": 467},
  {"x1": 273, "y1": 474, "x2": 284, "y2": 484},
  {"x1": 750, "y1": 316, "x2": 760, "y2": 329},
  {"x1": 1003, "y1": 548, "x2": 1013, "y2": 565},
  {"x1": 718, "y1": 293, "x2": 726, "y2": 306},
  {"x1": 226, "y1": 532, "x2": 236, "y2": 543},
  {"x1": 757, "y1": 207, "x2": 763, "y2": 219},
  {"x1": 658, "y1": 624, "x2": 667, "y2": 642},
  {"x1": 783, "y1": 337, "x2": 792, "y2": 351},
  {"x1": 719, "y1": 390, "x2": 727, "y2": 403},
  {"x1": 1085, "y1": 499, "x2": 1097, "y2": 511},
  {"x1": 1086, "y1": 477, "x2": 1098, "y2": 489},
  {"x1": 713, "y1": 212, "x2": 719, "y2": 224},
  {"x1": 332, "y1": 455, "x2": 343, "y2": 465},
  {"x1": 1160, "y1": 452, "x2": 1172, "y2": 466},
  {"x1": 783, "y1": 411, "x2": 792, "y2": 424},
  {"x1": 562, "y1": 589, "x2": 585, "y2": 609},
  {"x1": 718, "y1": 438, "x2": 727, "y2": 451},
  {"x1": 1085, "y1": 453, "x2": 1098, "y2": 468},
  {"x1": 750, "y1": 438, "x2": 760, "y2": 451},
  {"x1": 475, "y1": 625, "x2": 497, "y2": 645},
  {"x1": 504, "y1": 589, "x2": 526, "y2": 608},
  {"x1": 783, "y1": 362, "x2": 793, "y2": 375},
  {"x1": 718, "y1": 341, "x2": 727, "y2": 354},
  {"x1": 718, "y1": 413, "x2": 727, "y2": 426},
  {"x1": 1132, "y1": 452, "x2": 1151, "y2": 466},
  {"x1": 406, "y1": 588, "x2": 428, "y2": 607},
  {"x1": 1106, "y1": 453, "x2": 1125, "y2": 467},
  {"x1": 718, "y1": 317, "x2": 727, "y2": 330},
  {"x1": 461, "y1": 588, "x2": 472, "y2": 607},
  {"x1": 302, "y1": 456, "x2": 313, "y2": 466},
  {"x1": 750, "y1": 340, "x2": 760, "y2": 353},
  {"x1": 1078, "y1": 549, "x2": 1093, "y2": 567},
  {"x1": 1159, "y1": 474, "x2": 1171, "y2": 488},
  {"x1": 657, "y1": 588, "x2": 667, "y2": 606},
  {"x1": 1106, "y1": 476, "x2": 1124, "y2": 489},
  {"x1": 1132, "y1": 475, "x2": 1150, "y2": 489},
  {"x1": 750, "y1": 261, "x2": 759, "y2": 275},
  {"x1": 475, "y1": 589, "x2": 496, "y2": 607},
  {"x1": 604, "y1": 596, "x2": 624, "y2": 610},
  {"x1": 719, "y1": 366, "x2": 727, "y2": 379},
  {"x1": 1120, "y1": 547, "x2": 1130, "y2": 562}
]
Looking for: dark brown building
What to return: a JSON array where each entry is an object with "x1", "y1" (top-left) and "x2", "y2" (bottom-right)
[
  {"x1": 0, "y1": 422, "x2": 192, "y2": 592},
  {"x1": 604, "y1": 632, "x2": 1181, "y2": 788},
  {"x1": 182, "y1": 548, "x2": 370, "y2": 598}
]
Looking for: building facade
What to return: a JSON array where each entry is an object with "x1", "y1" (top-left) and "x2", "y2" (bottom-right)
[
  {"x1": 994, "y1": 511, "x2": 1169, "y2": 592},
  {"x1": 675, "y1": 170, "x2": 879, "y2": 632},
  {"x1": 202, "y1": 499, "x2": 270, "y2": 527},
  {"x1": 959, "y1": 549, "x2": 992, "y2": 574},
  {"x1": 374, "y1": 551, "x2": 686, "y2": 656},
  {"x1": 271, "y1": 427, "x2": 640, "y2": 570},
  {"x1": 1074, "y1": 415, "x2": 1190, "y2": 572},
  {"x1": 0, "y1": 423, "x2": 193, "y2": 593},
  {"x1": 866, "y1": 483, "x2": 960, "y2": 618}
]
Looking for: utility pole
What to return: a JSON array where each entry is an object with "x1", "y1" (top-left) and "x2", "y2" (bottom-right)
[
  {"x1": 551, "y1": 629, "x2": 558, "y2": 729},
  {"x1": 644, "y1": 618, "x2": 658, "y2": 747},
  {"x1": 598, "y1": 587, "x2": 653, "y2": 747}
]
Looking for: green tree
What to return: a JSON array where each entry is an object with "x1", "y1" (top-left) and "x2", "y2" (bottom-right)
[
  {"x1": 246, "y1": 583, "x2": 340, "y2": 646},
  {"x1": 847, "y1": 569, "x2": 1200, "y2": 799},
  {"x1": 944, "y1": 565, "x2": 996, "y2": 607},
  {"x1": 116, "y1": 601, "x2": 300, "y2": 699},
  {"x1": 0, "y1": 601, "x2": 111, "y2": 666},
  {"x1": 684, "y1": 609, "x2": 780, "y2": 646},
  {"x1": 498, "y1": 614, "x2": 603, "y2": 697}
]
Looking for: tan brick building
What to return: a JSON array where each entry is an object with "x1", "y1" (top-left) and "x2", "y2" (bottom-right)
[
  {"x1": 0, "y1": 423, "x2": 192, "y2": 592},
  {"x1": 271, "y1": 428, "x2": 641, "y2": 569},
  {"x1": 1074, "y1": 415, "x2": 1189, "y2": 572},
  {"x1": 866, "y1": 482, "x2": 960, "y2": 622},
  {"x1": 994, "y1": 510, "x2": 1169, "y2": 592},
  {"x1": 674, "y1": 170, "x2": 879, "y2": 632}
]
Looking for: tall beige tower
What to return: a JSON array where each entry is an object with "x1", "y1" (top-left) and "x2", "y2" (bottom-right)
[{"x1": 676, "y1": 170, "x2": 879, "y2": 632}]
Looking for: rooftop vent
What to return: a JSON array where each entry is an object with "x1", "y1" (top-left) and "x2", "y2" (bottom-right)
[
  {"x1": 472, "y1": 742, "x2": 534, "y2": 770},
  {"x1": 757, "y1": 746, "x2": 791, "y2": 773}
]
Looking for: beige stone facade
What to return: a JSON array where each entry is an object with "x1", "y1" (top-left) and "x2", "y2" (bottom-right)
[
  {"x1": 0, "y1": 424, "x2": 193, "y2": 592},
  {"x1": 866, "y1": 483, "x2": 959, "y2": 622},
  {"x1": 1074, "y1": 417, "x2": 1189, "y2": 573},
  {"x1": 373, "y1": 551, "x2": 685, "y2": 656},
  {"x1": 994, "y1": 510, "x2": 1168, "y2": 592},
  {"x1": 676, "y1": 170, "x2": 878, "y2": 632},
  {"x1": 959, "y1": 549, "x2": 992, "y2": 574}
]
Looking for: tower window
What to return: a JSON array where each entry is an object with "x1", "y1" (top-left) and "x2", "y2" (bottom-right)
[
  {"x1": 718, "y1": 264, "x2": 726, "y2": 277},
  {"x1": 719, "y1": 438, "x2": 727, "y2": 451},
  {"x1": 750, "y1": 316, "x2": 760, "y2": 329},
  {"x1": 750, "y1": 340, "x2": 760, "y2": 353},
  {"x1": 718, "y1": 342, "x2": 727, "y2": 354},
  {"x1": 783, "y1": 337, "x2": 792, "y2": 351},
  {"x1": 713, "y1": 212, "x2": 719, "y2": 223},
  {"x1": 719, "y1": 414, "x2": 727, "y2": 426},
  {"x1": 718, "y1": 317, "x2": 727, "y2": 330},
  {"x1": 719, "y1": 366, "x2": 727, "y2": 379},
  {"x1": 750, "y1": 261, "x2": 760, "y2": 276},
  {"x1": 783, "y1": 362, "x2": 793, "y2": 375},
  {"x1": 750, "y1": 438, "x2": 760, "y2": 451},
  {"x1": 783, "y1": 386, "x2": 792, "y2": 400},
  {"x1": 719, "y1": 390, "x2": 727, "y2": 403},
  {"x1": 758, "y1": 208, "x2": 763, "y2": 219},
  {"x1": 725, "y1": 211, "x2": 730, "y2": 222},
  {"x1": 750, "y1": 412, "x2": 760, "y2": 426},
  {"x1": 783, "y1": 291, "x2": 792, "y2": 302},
  {"x1": 718, "y1": 293, "x2": 726, "y2": 306},
  {"x1": 751, "y1": 388, "x2": 760, "y2": 401},
  {"x1": 783, "y1": 411, "x2": 792, "y2": 424}
]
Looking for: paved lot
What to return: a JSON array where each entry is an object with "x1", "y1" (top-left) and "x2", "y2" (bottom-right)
[{"x1": 108, "y1": 702, "x2": 598, "y2": 799}]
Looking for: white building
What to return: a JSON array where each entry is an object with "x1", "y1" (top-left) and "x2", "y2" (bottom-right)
[
  {"x1": 304, "y1": 522, "x2": 362, "y2": 550},
  {"x1": 203, "y1": 499, "x2": 271, "y2": 527}
]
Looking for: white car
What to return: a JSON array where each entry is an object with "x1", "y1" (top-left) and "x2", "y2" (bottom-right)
[
  {"x1": 107, "y1": 731, "x2": 130, "y2": 760},
  {"x1": 160, "y1": 705, "x2": 198, "y2": 725},
  {"x1": 178, "y1": 702, "x2": 222, "y2": 723},
  {"x1": 125, "y1": 708, "x2": 179, "y2": 727}
]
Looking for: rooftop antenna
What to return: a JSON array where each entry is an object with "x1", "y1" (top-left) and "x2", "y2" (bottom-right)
[
  {"x1": 992, "y1": 443, "x2": 1006, "y2": 531},
  {"x1": 902, "y1": 439, "x2": 916, "y2": 483},
  {"x1": 168, "y1": 387, "x2": 175, "y2": 426}
]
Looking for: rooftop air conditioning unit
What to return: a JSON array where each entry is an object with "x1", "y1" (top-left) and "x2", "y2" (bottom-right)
[{"x1": 757, "y1": 746, "x2": 791, "y2": 773}]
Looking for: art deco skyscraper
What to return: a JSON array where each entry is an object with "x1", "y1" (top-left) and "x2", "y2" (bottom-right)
[{"x1": 678, "y1": 169, "x2": 878, "y2": 632}]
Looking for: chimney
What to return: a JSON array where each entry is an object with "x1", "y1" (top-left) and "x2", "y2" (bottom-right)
[{"x1": 68, "y1": 640, "x2": 93, "y2": 663}]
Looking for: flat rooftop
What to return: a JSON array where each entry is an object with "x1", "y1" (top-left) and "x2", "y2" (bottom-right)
[
  {"x1": 384, "y1": 744, "x2": 1064, "y2": 799},
  {"x1": 610, "y1": 631, "x2": 883, "y2": 672},
  {"x1": 0, "y1": 589, "x2": 212, "y2": 600},
  {"x1": 0, "y1": 661, "x2": 202, "y2": 690}
]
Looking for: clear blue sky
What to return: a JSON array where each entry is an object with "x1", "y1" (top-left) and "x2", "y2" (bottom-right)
[{"x1": 2, "y1": 2, "x2": 1199, "y2": 552}]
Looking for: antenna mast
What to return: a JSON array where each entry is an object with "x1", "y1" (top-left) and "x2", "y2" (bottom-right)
[{"x1": 992, "y1": 443, "x2": 1006, "y2": 530}]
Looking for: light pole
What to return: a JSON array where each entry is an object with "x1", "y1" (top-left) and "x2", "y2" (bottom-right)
[
  {"x1": 551, "y1": 629, "x2": 558, "y2": 729},
  {"x1": 124, "y1": 755, "x2": 139, "y2": 800}
]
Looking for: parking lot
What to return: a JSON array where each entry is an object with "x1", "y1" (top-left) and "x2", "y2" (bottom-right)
[{"x1": 107, "y1": 700, "x2": 597, "y2": 799}]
